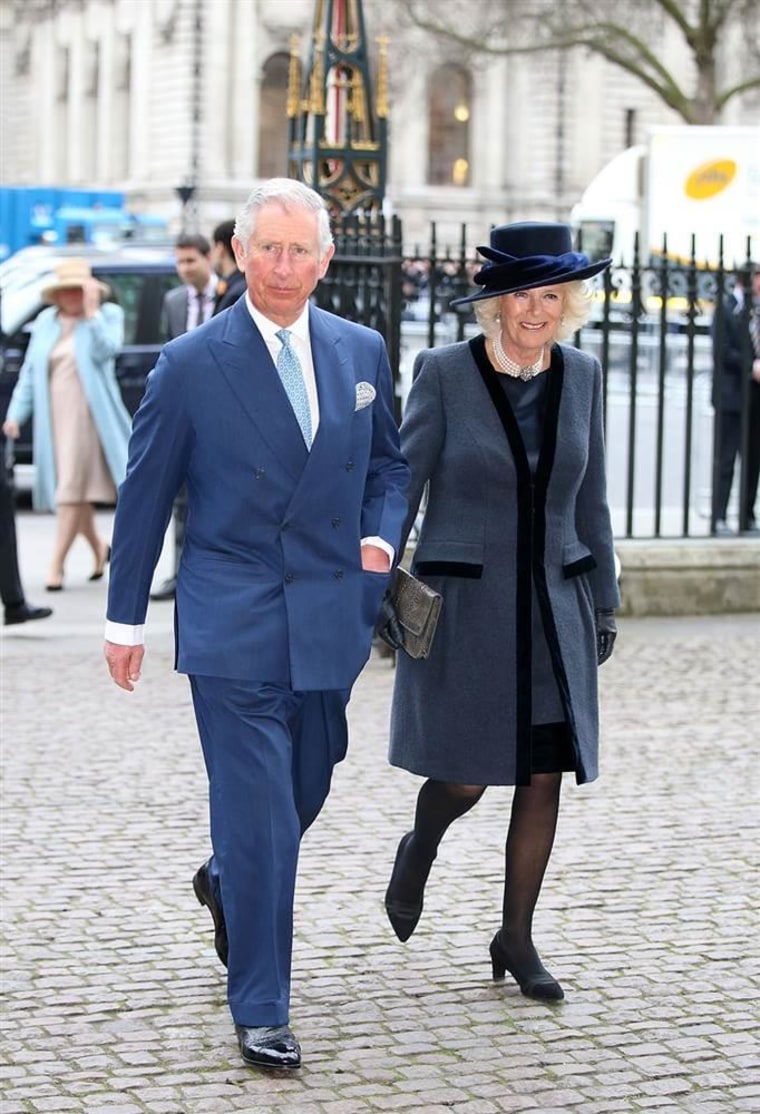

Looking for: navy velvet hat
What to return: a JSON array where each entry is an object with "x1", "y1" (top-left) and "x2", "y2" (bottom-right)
[{"x1": 451, "y1": 221, "x2": 612, "y2": 306}]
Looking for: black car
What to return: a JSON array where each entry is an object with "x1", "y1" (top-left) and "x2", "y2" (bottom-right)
[{"x1": 0, "y1": 243, "x2": 181, "y2": 475}]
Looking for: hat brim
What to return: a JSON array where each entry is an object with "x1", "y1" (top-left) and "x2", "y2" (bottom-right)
[
  {"x1": 450, "y1": 257, "x2": 612, "y2": 307},
  {"x1": 41, "y1": 277, "x2": 110, "y2": 302}
]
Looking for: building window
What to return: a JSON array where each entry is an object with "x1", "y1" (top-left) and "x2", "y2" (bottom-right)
[
  {"x1": 428, "y1": 64, "x2": 471, "y2": 187},
  {"x1": 258, "y1": 52, "x2": 290, "y2": 179}
]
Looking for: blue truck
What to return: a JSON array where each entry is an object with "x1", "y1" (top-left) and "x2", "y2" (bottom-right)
[{"x1": 0, "y1": 186, "x2": 167, "y2": 261}]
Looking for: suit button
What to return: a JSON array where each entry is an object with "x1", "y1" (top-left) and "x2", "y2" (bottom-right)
[
  {"x1": 254, "y1": 468, "x2": 265, "y2": 479},
  {"x1": 284, "y1": 573, "x2": 295, "y2": 584},
  {"x1": 345, "y1": 460, "x2": 354, "y2": 472},
  {"x1": 334, "y1": 569, "x2": 344, "y2": 579},
  {"x1": 332, "y1": 517, "x2": 341, "y2": 528}
]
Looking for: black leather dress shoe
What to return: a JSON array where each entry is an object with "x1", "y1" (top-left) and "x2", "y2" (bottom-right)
[
  {"x1": 4, "y1": 602, "x2": 53, "y2": 626},
  {"x1": 192, "y1": 860, "x2": 228, "y2": 967},
  {"x1": 150, "y1": 576, "x2": 177, "y2": 601},
  {"x1": 235, "y1": 1024, "x2": 301, "y2": 1069}
]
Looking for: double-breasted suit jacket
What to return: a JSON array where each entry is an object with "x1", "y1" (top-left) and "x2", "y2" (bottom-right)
[
  {"x1": 107, "y1": 297, "x2": 409, "y2": 696},
  {"x1": 389, "y1": 338, "x2": 620, "y2": 787}
]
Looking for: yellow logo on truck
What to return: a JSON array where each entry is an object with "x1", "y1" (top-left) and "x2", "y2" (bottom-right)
[{"x1": 684, "y1": 159, "x2": 737, "y2": 200}]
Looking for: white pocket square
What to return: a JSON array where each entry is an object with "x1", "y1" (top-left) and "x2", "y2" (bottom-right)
[{"x1": 355, "y1": 382, "x2": 376, "y2": 410}]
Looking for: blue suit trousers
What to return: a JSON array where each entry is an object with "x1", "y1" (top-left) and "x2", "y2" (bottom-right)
[{"x1": 189, "y1": 676, "x2": 348, "y2": 1027}]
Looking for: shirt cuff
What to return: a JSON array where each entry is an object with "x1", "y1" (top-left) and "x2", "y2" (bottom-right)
[
  {"x1": 105, "y1": 620, "x2": 145, "y2": 645},
  {"x1": 361, "y1": 536, "x2": 395, "y2": 566}
]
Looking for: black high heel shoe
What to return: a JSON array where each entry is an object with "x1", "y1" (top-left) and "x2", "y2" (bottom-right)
[
  {"x1": 89, "y1": 543, "x2": 111, "y2": 582},
  {"x1": 489, "y1": 931, "x2": 564, "y2": 1001},
  {"x1": 384, "y1": 832, "x2": 432, "y2": 943}
]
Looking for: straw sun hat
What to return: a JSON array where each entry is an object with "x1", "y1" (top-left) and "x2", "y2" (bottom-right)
[{"x1": 40, "y1": 258, "x2": 110, "y2": 302}]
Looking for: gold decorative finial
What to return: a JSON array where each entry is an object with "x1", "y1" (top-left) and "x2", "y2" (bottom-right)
[
  {"x1": 376, "y1": 35, "x2": 388, "y2": 119},
  {"x1": 286, "y1": 34, "x2": 301, "y2": 118}
]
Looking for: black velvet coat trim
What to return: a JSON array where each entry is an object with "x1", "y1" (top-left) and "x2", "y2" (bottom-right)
[{"x1": 469, "y1": 336, "x2": 578, "y2": 780}]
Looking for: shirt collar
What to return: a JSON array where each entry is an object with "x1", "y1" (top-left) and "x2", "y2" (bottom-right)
[
  {"x1": 246, "y1": 296, "x2": 310, "y2": 343},
  {"x1": 187, "y1": 279, "x2": 217, "y2": 298}
]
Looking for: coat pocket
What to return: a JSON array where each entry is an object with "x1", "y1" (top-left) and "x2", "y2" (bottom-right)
[
  {"x1": 562, "y1": 540, "x2": 597, "y2": 580},
  {"x1": 412, "y1": 539, "x2": 484, "y2": 580}
]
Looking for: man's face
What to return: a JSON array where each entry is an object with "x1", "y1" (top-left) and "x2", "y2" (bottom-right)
[
  {"x1": 232, "y1": 202, "x2": 334, "y2": 327},
  {"x1": 752, "y1": 272, "x2": 760, "y2": 303},
  {"x1": 175, "y1": 247, "x2": 212, "y2": 291}
]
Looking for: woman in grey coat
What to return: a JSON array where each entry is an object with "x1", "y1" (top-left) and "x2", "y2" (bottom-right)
[{"x1": 382, "y1": 222, "x2": 620, "y2": 1002}]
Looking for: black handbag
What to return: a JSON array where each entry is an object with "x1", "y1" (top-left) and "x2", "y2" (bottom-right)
[{"x1": 391, "y1": 567, "x2": 442, "y2": 659}]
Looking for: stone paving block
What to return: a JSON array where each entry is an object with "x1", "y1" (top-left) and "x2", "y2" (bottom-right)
[{"x1": 2, "y1": 590, "x2": 759, "y2": 1113}]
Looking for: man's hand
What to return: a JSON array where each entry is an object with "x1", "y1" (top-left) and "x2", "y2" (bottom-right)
[
  {"x1": 360, "y1": 544, "x2": 391, "y2": 573},
  {"x1": 104, "y1": 641, "x2": 145, "y2": 691},
  {"x1": 2, "y1": 419, "x2": 20, "y2": 439}
]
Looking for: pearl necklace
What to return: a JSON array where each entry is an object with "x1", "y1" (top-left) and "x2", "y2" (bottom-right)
[{"x1": 492, "y1": 332, "x2": 546, "y2": 380}]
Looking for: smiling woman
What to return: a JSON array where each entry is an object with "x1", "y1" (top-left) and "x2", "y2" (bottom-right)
[{"x1": 382, "y1": 221, "x2": 620, "y2": 1005}]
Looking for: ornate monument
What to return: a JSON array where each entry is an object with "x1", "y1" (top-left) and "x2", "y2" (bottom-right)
[{"x1": 287, "y1": 0, "x2": 388, "y2": 215}]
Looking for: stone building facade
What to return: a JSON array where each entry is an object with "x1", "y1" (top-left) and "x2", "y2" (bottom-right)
[{"x1": 0, "y1": 0, "x2": 757, "y2": 251}]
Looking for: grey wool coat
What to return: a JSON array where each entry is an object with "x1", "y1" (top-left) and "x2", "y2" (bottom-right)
[{"x1": 389, "y1": 337, "x2": 620, "y2": 787}]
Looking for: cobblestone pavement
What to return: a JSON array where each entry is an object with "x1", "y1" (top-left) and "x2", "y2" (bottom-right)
[{"x1": 1, "y1": 512, "x2": 759, "y2": 1113}]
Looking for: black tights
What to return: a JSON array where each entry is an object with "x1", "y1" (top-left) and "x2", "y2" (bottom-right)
[{"x1": 400, "y1": 773, "x2": 563, "y2": 960}]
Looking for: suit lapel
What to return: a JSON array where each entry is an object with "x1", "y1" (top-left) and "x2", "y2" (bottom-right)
[
  {"x1": 210, "y1": 300, "x2": 308, "y2": 480},
  {"x1": 308, "y1": 308, "x2": 355, "y2": 459}
]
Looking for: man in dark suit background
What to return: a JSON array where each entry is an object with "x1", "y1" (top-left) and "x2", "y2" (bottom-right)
[
  {"x1": 1, "y1": 453, "x2": 53, "y2": 626},
  {"x1": 152, "y1": 234, "x2": 218, "y2": 600},
  {"x1": 712, "y1": 267, "x2": 760, "y2": 535},
  {"x1": 161, "y1": 233, "x2": 217, "y2": 341},
  {"x1": 103, "y1": 179, "x2": 409, "y2": 1071},
  {"x1": 211, "y1": 220, "x2": 247, "y2": 314}
]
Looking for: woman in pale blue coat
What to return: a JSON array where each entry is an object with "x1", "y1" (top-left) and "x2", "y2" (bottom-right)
[{"x1": 2, "y1": 259, "x2": 131, "y2": 589}]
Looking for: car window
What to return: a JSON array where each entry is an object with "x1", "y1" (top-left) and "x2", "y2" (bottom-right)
[{"x1": 99, "y1": 270, "x2": 181, "y2": 346}]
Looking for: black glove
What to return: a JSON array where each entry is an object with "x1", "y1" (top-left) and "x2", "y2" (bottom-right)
[
  {"x1": 376, "y1": 590, "x2": 405, "y2": 652},
  {"x1": 595, "y1": 608, "x2": 617, "y2": 665}
]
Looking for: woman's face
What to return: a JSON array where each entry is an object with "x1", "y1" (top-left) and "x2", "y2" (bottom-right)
[
  {"x1": 54, "y1": 287, "x2": 85, "y2": 315},
  {"x1": 498, "y1": 284, "x2": 566, "y2": 352}
]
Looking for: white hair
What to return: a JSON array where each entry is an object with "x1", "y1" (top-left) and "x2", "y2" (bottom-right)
[
  {"x1": 233, "y1": 178, "x2": 333, "y2": 257},
  {"x1": 473, "y1": 280, "x2": 594, "y2": 341}
]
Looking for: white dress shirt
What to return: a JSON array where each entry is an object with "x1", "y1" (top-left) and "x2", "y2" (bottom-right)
[{"x1": 186, "y1": 279, "x2": 218, "y2": 330}]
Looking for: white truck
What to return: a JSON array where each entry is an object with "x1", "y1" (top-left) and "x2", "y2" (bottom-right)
[{"x1": 571, "y1": 125, "x2": 760, "y2": 269}]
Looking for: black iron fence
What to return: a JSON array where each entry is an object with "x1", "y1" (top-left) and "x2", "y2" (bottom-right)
[{"x1": 320, "y1": 217, "x2": 758, "y2": 541}]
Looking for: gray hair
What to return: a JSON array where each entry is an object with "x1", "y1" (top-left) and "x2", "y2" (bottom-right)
[
  {"x1": 234, "y1": 178, "x2": 334, "y2": 258},
  {"x1": 473, "y1": 280, "x2": 594, "y2": 341}
]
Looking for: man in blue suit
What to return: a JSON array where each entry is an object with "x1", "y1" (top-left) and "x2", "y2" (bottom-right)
[{"x1": 103, "y1": 179, "x2": 409, "y2": 1070}]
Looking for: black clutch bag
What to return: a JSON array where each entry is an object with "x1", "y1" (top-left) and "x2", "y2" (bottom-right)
[{"x1": 391, "y1": 567, "x2": 442, "y2": 659}]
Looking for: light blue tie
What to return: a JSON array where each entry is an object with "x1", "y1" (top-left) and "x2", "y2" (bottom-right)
[{"x1": 275, "y1": 328, "x2": 312, "y2": 447}]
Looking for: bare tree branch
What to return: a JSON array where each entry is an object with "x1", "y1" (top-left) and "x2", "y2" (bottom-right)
[{"x1": 393, "y1": 0, "x2": 760, "y2": 124}]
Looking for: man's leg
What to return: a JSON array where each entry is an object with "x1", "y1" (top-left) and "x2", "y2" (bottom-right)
[
  {"x1": 290, "y1": 690, "x2": 349, "y2": 835},
  {"x1": 190, "y1": 675, "x2": 303, "y2": 1028}
]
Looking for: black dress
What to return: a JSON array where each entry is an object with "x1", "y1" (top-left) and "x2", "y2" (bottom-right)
[{"x1": 492, "y1": 351, "x2": 576, "y2": 775}]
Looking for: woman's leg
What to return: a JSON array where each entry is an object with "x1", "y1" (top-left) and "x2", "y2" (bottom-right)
[
  {"x1": 492, "y1": 770, "x2": 564, "y2": 999},
  {"x1": 47, "y1": 502, "x2": 83, "y2": 587},
  {"x1": 76, "y1": 503, "x2": 109, "y2": 575},
  {"x1": 385, "y1": 779, "x2": 485, "y2": 941}
]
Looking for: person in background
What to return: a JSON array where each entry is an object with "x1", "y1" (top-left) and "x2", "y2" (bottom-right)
[
  {"x1": 2, "y1": 259, "x2": 129, "y2": 591},
  {"x1": 711, "y1": 267, "x2": 760, "y2": 536},
  {"x1": 211, "y1": 220, "x2": 247, "y2": 314},
  {"x1": 151, "y1": 234, "x2": 217, "y2": 601},
  {"x1": 381, "y1": 222, "x2": 619, "y2": 1004},
  {"x1": 0, "y1": 453, "x2": 53, "y2": 625},
  {"x1": 103, "y1": 179, "x2": 409, "y2": 1071},
  {"x1": 160, "y1": 233, "x2": 217, "y2": 341}
]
